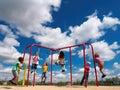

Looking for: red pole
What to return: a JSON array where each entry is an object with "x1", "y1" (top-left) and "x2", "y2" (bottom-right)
[
  {"x1": 33, "y1": 72, "x2": 36, "y2": 86},
  {"x1": 90, "y1": 44, "x2": 99, "y2": 86},
  {"x1": 69, "y1": 47, "x2": 72, "y2": 86},
  {"x1": 82, "y1": 43, "x2": 87, "y2": 87},
  {"x1": 50, "y1": 50, "x2": 53, "y2": 85},
  {"x1": 26, "y1": 46, "x2": 32, "y2": 86}
]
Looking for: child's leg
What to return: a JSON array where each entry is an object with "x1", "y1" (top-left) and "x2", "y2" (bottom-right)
[
  {"x1": 11, "y1": 70, "x2": 18, "y2": 84},
  {"x1": 61, "y1": 64, "x2": 65, "y2": 70},
  {"x1": 100, "y1": 68, "x2": 104, "y2": 75},
  {"x1": 84, "y1": 74, "x2": 89, "y2": 86},
  {"x1": 100, "y1": 68, "x2": 106, "y2": 78},
  {"x1": 55, "y1": 60, "x2": 60, "y2": 65},
  {"x1": 31, "y1": 64, "x2": 37, "y2": 73},
  {"x1": 60, "y1": 61, "x2": 65, "y2": 72},
  {"x1": 41, "y1": 72, "x2": 46, "y2": 83},
  {"x1": 80, "y1": 74, "x2": 85, "y2": 85}
]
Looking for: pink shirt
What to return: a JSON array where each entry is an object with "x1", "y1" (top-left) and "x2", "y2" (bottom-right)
[
  {"x1": 94, "y1": 57, "x2": 102, "y2": 64},
  {"x1": 85, "y1": 65, "x2": 90, "y2": 73},
  {"x1": 32, "y1": 56, "x2": 39, "y2": 64}
]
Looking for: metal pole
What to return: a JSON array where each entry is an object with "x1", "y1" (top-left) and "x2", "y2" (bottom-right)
[
  {"x1": 50, "y1": 50, "x2": 53, "y2": 85},
  {"x1": 69, "y1": 47, "x2": 72, "y2": 86},
  {"x1": 26, "y1": 46, "x2": 32, "y2": 86},
  {"x1": 33, "y1": 72, "x2": 36, "y2": 86},
  {"x1": 83, "y1": 44, "x2": 87, "y2": 87},
  {"x1": 90, "y1": 44, "x2": 99, "y2": 86}
]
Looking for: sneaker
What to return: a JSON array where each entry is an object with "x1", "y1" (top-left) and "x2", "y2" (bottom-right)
[
  {"x1": 55, "y1": 62, "x2": 58, "y2": 65},
  {"x1": 62, "y1": 69, "x2": 65, "y2": 72},
  {"x1": 102, "y1": 74, "x2": 106, "y2": 78},
  {"x1": 9, "y1": 80, "x2": 17, "y2": 85},
  {"x1": 31, "y1": 71, "x2": 34, "y2": 74}
]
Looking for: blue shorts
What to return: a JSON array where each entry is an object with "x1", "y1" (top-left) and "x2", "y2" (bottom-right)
[{"x1": 31, "y1": 64, "x2": 38, "y2": 69}]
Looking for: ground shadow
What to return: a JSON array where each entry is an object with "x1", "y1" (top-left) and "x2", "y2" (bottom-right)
[{"x1": 0, "y1": 86, "x2": 12, "y2": 89}]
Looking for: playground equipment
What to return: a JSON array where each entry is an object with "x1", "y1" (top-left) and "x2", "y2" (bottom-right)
[{"x1": 22, "y1": 42, "x2": 98, "y2": 87}]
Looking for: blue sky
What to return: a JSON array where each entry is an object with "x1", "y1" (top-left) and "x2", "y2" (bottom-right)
[{"x1": 0, "y1": 0, "x2": 120, "y2": 83}]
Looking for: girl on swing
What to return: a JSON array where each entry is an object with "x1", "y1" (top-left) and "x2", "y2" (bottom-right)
[
  {"x1": 55, "y1": 51, "x2": 65, "y2": 72},
  {"x1": 31, "y1": 52, "x2": 39, "y2": 74},
  {"x1": 41, "y1": 62, "x2": 48, "y2": 84}
]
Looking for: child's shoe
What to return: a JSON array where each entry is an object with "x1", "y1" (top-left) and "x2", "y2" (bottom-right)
[
  {"x1": 9, "y1": 80, "x2": 17, "y2": 85},
  {"x1": 31, "y1": 71, "x2": 33, "y2": 74},
  {"x1": 102, "y1": 74, "x2": 106, "y2": 78},
  {"x1": 62, "y1": 69, "x2": 65, "y2": 72},
  {"x1": 55, "y1": 62, "x2": 58, "y2": 65}
]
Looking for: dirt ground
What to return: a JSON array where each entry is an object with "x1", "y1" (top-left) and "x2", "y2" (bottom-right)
[{"x1": 0, "y1": 86, "x2": 120, "y2": 90}]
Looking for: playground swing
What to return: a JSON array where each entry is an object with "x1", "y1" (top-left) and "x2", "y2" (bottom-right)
[
  {"x1": 24, "y1": 42, "x2": 99, "y2": 87},
  {"x1": 55, "y1": 51, "x2": 66, "y2": 72}
]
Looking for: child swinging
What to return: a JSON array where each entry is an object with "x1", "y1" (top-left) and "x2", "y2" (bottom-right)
[
  {"x1": 31, "y1": 52, "x2": 39, "y2": 74},
  {"x1": 55, "y1": 51, "x2": 65, "y2": 72},
  {"x1": 41, "y1": 62, "x2": 48, "y2": 84}
]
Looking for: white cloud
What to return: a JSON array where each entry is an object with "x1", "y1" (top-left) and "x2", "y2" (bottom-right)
[
  {"x1": 0, "y1": 25, "x2": 16, "y2": 38},
  {"x1": 55, "y1": 73, "x2": 66, "y2": 79},
  {"x1": 82, "y1": 41, "x2": 119, "y2": 61},
  {"x1": 0, "y1": 0, "x2": 61, "y2": 37},
  {"x1": 109, "y1": 42, "x2": 120, "y2": 49},
  {"x1": 101, "y1": 16, "x2": 120, "y2": 30},
  {"x1": 0, "y1": 24, "x2": 23, "y2": 64},
  {"x1": 0, "y1": 64, "x2": 12, "y2": 80},
  {"x1": 78, "y1": 41, "x2": 120, "y2": 61},
  {"x1": 113, "y1": 62, "x2": 120, "y2": 69},
  {"x1": 69, "y1": 12, "x2": 120, "y2": 44},
  {"x1": 3, "y1": 37, "x2": 19, "y2": 47},
  {"x1": 69, "y1": 14, "x2": 103, "y2": 43},
  {"x1": 33, "y1": 27, "x2": 74, "y2": 48}
]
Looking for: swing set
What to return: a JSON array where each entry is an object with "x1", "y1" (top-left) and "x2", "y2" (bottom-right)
[{"x1": 22, "y1": 42, "x2": 99, "y2": 87}]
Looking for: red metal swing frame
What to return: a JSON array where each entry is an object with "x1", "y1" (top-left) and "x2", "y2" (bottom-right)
[{"x1": 22, "y1": 42, "x2": 99, "y2": 87}]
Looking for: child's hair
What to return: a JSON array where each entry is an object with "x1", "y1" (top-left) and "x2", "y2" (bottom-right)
[
  {"x1": 18, "y1": 57, "x2": 24, "y2": 63},
  {"x1": 44, "y1": 62, "x2": 48, "y2": 66},
  {"x1": 94, "y1": 53, "x2": 100, "y2": 57},
  {"x1": 35, "y1": 52, "x2": 39, "y2": 55},
  {"x1": 86, "y1": 62, "x2": 91, "y2": 66},
  {"x1": 59, "y1": 51, "x2": 65, "y2": 58}
]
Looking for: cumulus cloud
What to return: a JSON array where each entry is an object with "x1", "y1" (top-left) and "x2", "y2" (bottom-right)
[
  {"x1": 101, "y1": 16, "x2": 120, "y2": 30},
  {"x1": 91, "y1": 41, "x2": 120, "y2": 61},
  {"x1": 69, "y1": 14, "x2": 103, "y2": 43},
  {"x1": 46, "y1": 53, "x2": 58, "y2": 64},
  {"x1": 78, "y1": 40, "x2": 120, "y2": 61},
  {"x1": 113, "y1": 62, "x2": 120, "y2": 69},
  {"x1": 69, "y1": 12, "x2": 120, "y2": 44},
  {"x1": 0, "y1": 25, "x2": 16, "y2": 38},
  {"x1": 33, "y1": 27, "x2": 74, "y2": 48},
  {"x1": 0, "y1": 0, "x2": 61, "y2": 37},
  {"x1": 0, "y1": 25, "x2": 22, "y2": 64}
]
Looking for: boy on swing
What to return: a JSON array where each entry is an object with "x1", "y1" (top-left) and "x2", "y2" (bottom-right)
[{"x1": 55, "y1": 51, "x2": 65, "y2": 72}]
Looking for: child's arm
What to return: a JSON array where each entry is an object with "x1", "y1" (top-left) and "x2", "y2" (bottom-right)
[{"x1": 18, "y1": 64, "x2": 23, "y2": 70}]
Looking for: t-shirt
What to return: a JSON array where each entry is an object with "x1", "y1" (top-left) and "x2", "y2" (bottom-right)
[
  {"x1": 42, "y1": 65, "x2": 48, "y2": 73},
  {"x1": 12, "y1": 61, "x2": 20, "y2": 71},
  {"x1": 85, "y1": 65, "x2": 90, "y2": 74},
  {"x1": 32, "y1": 56, "x2": 39, "y2": 64},
  {"x1": 94, "y1": 57, "x2": 102, "y2": 65}
]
